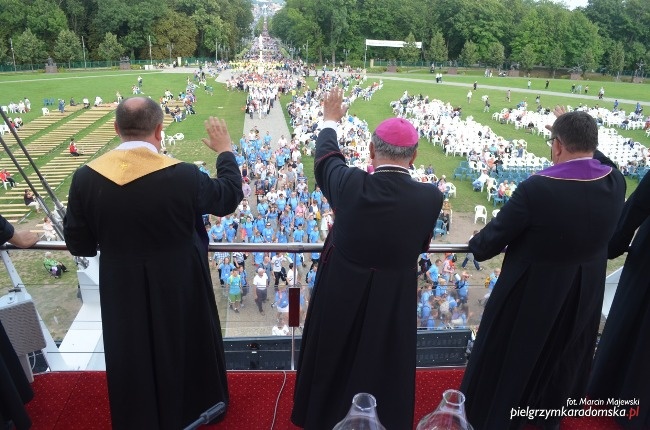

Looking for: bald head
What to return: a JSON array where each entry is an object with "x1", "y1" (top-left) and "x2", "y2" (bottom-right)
[{"x1": 115, "y1": 97, "x2": 164, "y2": 143}]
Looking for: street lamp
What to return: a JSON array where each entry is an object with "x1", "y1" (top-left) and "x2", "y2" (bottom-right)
[
  {"x1": 343, "y1": 49, "x2": 349, "y2": 65},
  {"x1": 10, "y1": 38, "x2": 16, "y2": 72},
  {"x1": 167, "y1": 43, "x2": 174, "y2": 65},
  {"x1": 303, "y1": 40, "x2": 309, "y2": 65},
  {"x1": 81, "y1": 36, "x2": 87, "y2": 69}
]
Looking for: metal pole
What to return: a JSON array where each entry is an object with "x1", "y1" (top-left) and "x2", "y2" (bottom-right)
[
  {"x1": 364, "y1": 42, "x2": 367, "y2": 69},
  {"x1": 10, "y1": 38, "x2": 16, "y2": 72},
  {"x1": 149, "y1": 35, "x2": 152, "y2": 66},
  {"x1": 81, "y1": 36, "x2": 86, "y2": 69},
  {"x1": 0, "y1": 110, "x2": 66, "y2": 237}
]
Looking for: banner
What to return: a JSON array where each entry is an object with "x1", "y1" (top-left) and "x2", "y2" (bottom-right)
[{"x1": 365, "y1": 39, "x2": 422, "y2": 49}]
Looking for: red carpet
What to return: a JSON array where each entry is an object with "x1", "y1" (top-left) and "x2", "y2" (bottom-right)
[{"x1": 24, "y1": 369, "x2": 622, "y2": 429}]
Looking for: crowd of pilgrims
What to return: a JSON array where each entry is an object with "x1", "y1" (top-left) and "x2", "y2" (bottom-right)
[
  {"x1": 214, "y1": 62, "x2": 484, "y2": 332},
  {"x1": 148, "y1": 31, "x2": 484, "y2": 332}
]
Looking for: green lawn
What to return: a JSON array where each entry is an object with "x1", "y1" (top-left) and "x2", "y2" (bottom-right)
[
  {"x1": 0, "y1": 68, "x2": 647, "y2": 339},
  {"x1": 2, "y1": 67, "x2": 648, "y2": 225},
  {"x1": 349, "y1": 77, "x2": 649, "y2": 211}
]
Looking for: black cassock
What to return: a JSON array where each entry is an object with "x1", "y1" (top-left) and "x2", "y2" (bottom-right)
[
  {"x1": 460, "y1": 159, "x2": 625, "y2": 429},
  {"x1": 0, "y1": 215, "x2": 33, "y2": 430},
  {"x1": 588, "y1": 171, "x2": 650, "y2": 429},
  {"x1": 64, "y1": 147, "x2": 242, "y2": 429},
  {"x1": 291, "y1": 127, "x2": 443, "y2": 430}
]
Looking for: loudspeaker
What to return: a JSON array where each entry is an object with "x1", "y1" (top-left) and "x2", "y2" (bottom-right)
[
  {"x1": 223, "y1": 330, "x2": 471, "y2": 370},
  {"x1": 0, "y1": 299, "x2": 47, "y2": 381}
]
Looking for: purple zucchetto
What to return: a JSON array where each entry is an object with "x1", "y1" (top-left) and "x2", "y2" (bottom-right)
[{"x1": 374, "y1": 118, "x2": 419, "y2": 147}]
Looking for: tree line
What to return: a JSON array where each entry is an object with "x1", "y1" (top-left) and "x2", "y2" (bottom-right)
[
  {"x1": 0, "y1": 0, "x2": 253, "y2": 67},
  {"x1": 270, "y1": 0, "x2": 649, "y2": 76},
  {"x1": 0, "y1": 0, "x2": 647, "y2": 76}
]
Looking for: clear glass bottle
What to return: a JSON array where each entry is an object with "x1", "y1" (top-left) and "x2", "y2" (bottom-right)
[
  {"x1": 332, "y1": 393, "x2": 386, "y2": 430},
  {"x1": 416, "y1": 389, "x2": 473, "y2": 430}
]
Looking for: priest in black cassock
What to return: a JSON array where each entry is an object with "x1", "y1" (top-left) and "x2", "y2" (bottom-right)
[
  {"x1": 588, "y1": 171, "x2": 650, "y2": 429},
  {"x1": 291, "y1": 88, "x2": 443, "y2": 430},
  {"x1": 0, "y1": 215, "x2": 39, "y2": 430},
  {"x1": 63, "y1": 97, "x2": 242, "y2": 429},
  {"x1": 460, "y1": 109, "x2": 626, "y2": 429}
]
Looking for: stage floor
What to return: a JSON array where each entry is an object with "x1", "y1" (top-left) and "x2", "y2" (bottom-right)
[{"x1": 24, "y1": 369, "x2": 622, "y2": 429}]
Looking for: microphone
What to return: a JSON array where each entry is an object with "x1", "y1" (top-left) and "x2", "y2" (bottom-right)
[{"x1": 183, "y1": 402, "x2": 226, "y2": 430}]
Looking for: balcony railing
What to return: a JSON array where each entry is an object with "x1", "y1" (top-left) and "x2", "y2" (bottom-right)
[{"x1": 0, "y1": 241, "x2": 621, "y2": 379}]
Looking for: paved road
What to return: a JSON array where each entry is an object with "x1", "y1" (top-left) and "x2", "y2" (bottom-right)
[
  {"x1": 371, "y1": 74, "x2": 650, "y2": 107},
  {"x1": 215, "y1": 68, "x2": 292, "y2": 150}
]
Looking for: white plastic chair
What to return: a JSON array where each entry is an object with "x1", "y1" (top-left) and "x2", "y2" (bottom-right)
[
  {"x1": 42, "y1": 107, "x2": 50, "y2": 116},
  {"x1": 446, "y1": 182, "x2": 457, "y2": 198},
  {"x1": 474, "y1": 205, "x2": 487, "y2": 224}
]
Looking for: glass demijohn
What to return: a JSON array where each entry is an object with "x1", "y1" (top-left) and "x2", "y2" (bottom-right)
[
  {"x1": 416, "y1": 389, "x2": 473, "y2": 430},
  {"x1": 332, "y1": 393, "x2": 386, "y2": 430}
]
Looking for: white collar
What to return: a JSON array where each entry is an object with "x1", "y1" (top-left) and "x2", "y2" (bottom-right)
[{"x1": 115, "y1": 141, "x2": 159, "y2": 154}]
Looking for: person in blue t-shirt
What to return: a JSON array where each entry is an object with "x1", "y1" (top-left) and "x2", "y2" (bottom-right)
[
  {"x1": 262, "y1": 222, "x2": 275, "y2": 242},
  {"x1": 427, "y1": 259, "x2": 442, "y2": 286},
  {"x1": 253, "y1": 250, "x2": 264, "y2": 266},
  {"x1": 294, "y1": 213, "x2": 305, "y2": 228},
  {"x1": 235, "y1": 152, "x2": 245, "y2": 168},
  {"x1": 257, "y1": 199, "x2": 269, "y2": 217},
  {"x1": 276, "y1": 193, "x2": 287, "y2": 212},
  {"x1": 447, "y1": 291, "x2": 458, "y2": 313},
  {"x1": 320, "y1": 196, "x2": 331, "y2": 214},
  {"x1": 288, "y1": 192, "x2": 299, "y2": 211},
  {"x1": 254, "y1": 214, "x2": 266, "y2": 234},
  {"x1": 419, "y1": 297, "x2": 432, "y2": 329},
  {"x1": 306, "y1": 263, "x2": 318, "y2": 292},
  {"x1": 280, "y1": 210, "x2": 293, "y2": 231},
  {"x1": 276, "y1": 225, "x2": 290, "y2": 243},
  {"x1": 226, "y1": 224, "x2": 237, "y2": 243},
  {"x1": 222, "y1": 214, "x2": 235, "y2": 228},
  {"x1": 311, "y1": 186, "x2": 323, "y2": 209},
  {"x1": 276, "y1": 152, "x2": 286, "y2": 169},
  {"x1": 242, "y1": 216, "x2": 254, "y2": 243},
  {"x1": 426, "y1": 307, "x2": 440, "y2": 330},
  {"x1": 435, "y1": 278, "x2": 448, "y2": 298},
  {"x1": 420, "y1": 283, "x2": 434, "y2": 308},
  {"x1": 292, "y1": 225, "x2": 305, "y2": 242},
  {"x1": 252, "y1": 230, "x2": 265, "y2": 246},
  {"x1": 263, "y1": 131, "x2": 272, "y2": 145},
  {"x1": 306, "y1": 214, "x2": 318, "y2": 233},
  {"x1": 227, "y1": 269, "x2": 242, "y2": 313},
  {"x1": 208, "y1": 220, "x2": 225, "y2": 243},
  {"x1": 219, "y1": 257, "x2": 235, "y2": 287},
  {"x1": 455, "y1": 271, "x2": 470, "y2": 304}
]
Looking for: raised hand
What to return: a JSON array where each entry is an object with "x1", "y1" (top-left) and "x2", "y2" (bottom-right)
[
  {"x1": 202, "y1": 117, "x2": 233, "y2": 154},
  {"x1": 322, "y1": 87, "x2": 348, "y2": 123}
]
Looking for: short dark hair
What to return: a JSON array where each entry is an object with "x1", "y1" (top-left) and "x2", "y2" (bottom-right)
[
  {"x1": 370, "y1": 133, "x2": 418, "y2": 162},
  {"x1": 115, "y1": 97, "x2": 163, "y2": 140},
  {"x1": 552, "y1": 111, "x2": 598, "y2": 153}
]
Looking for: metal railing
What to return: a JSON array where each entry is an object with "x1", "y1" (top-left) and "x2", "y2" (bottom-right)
[{"x1": 0, "y1": 241, "x2": 622, "y2": 374}]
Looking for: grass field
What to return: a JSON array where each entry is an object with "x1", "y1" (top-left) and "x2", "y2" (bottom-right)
[{"x1": 0, "y1": 67, "x2": 647, "y2": 339}]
